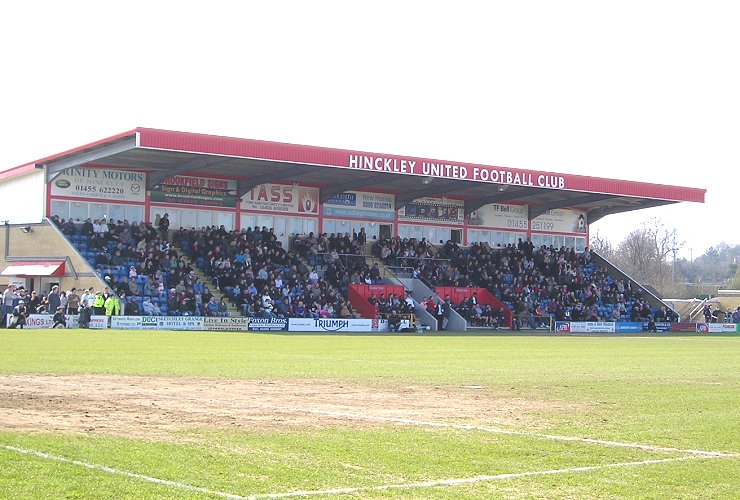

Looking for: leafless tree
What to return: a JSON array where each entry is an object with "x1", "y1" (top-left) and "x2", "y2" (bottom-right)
[
  {"x1": 589, "y1": 230, "x2": 615, "y2": 260},
  {"x1": 612, "y1": 218, "x2": 684, "y2": 295}
]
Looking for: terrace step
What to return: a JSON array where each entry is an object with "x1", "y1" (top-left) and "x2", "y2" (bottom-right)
[{"x1": 178, "y1": 253, "x2": 241, "y2": 317}]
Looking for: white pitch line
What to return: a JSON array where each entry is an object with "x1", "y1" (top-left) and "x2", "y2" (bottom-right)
[
  {"x1": 256, "y1": 456, "x2": 705, "y2": 498},
  {"x1": 0, "y1": 445, "x2": 255, "y2": 500},
  {"x1": 2, "y1": 444, "x2": 723, "y2": 500},
  {"x1": 269, "y1": 408, "x2": 737, "y2": 458},
  {"x1": 5, "y1": 376, "x2": 738, "y2": 459}
]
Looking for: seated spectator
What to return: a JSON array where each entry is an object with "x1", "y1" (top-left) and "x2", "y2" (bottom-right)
[
  {"x1": 61, "y1": 219, "x2": 77, "y2": 235},
  {"x1": 206, "y1": 296, "x2": 220, "y2": 316},
  {"x1": 470, "y1": 303, "x2": 484, "y2": 326},
  {"x1": 126, "y1": 297, "x2": 141, "y2": 316},
  {"x1": 142, "y1": 297, "x2": 161, "y2": 316}
]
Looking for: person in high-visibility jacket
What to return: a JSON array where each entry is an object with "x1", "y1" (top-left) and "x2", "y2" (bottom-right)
[
  {"x1": 104, "y1": 294, "x2": 116, "y2": 316},
  {"x1": 93, "y1": 292, "x2": 105, "y2": 316}
]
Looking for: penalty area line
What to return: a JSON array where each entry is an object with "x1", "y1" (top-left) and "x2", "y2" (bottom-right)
[
  {"x1": 1, "y1": 445, "x2": 255, "y2": 500},
  {"x1": 257, "y1": 456, "x2": 709, "y2": 498}
]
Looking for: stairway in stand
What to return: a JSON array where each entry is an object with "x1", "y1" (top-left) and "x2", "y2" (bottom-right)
[{"x1": 179, "y1": 253, "x2": 242, "y2": 317}]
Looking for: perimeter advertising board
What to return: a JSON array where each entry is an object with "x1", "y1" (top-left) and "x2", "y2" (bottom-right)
[
  {"x1": 323, "y1": 191, "x2": 395, "y2": 221},
  {"x1": 241, "y1": 183, "x2": 319, "y2": 214},
  {"x1": 289, "y1": 318, "x2": 387, "y2": 332},
  {"x1": 248, "y1": 318, "x2": 289, "y2": 331},
  {"x1": 7, "y1": 314, "x2": 80, "y2": 329},
  {"x1": 204, "y1": 317, "x2": 251, "y2": 331},
  {"x1": 555, "y1": 321, "x2": 616, "y2": 333},
  {"x1": 150, "y1": 175, "x2": 238, "y2": 208},
  {"x1": 153, "y1": 316, "x2": 204, "y2": 330},
  {"x1": 89, "y1": 316, "x2": 109, "y2": 329},
  {"x1": 50, "y1": 167, "x2": 146, "y2": 203},
  {"x1": 111, "y1": 316, "x2": 144, "y2": 329},
  {"x1": 703, "y1": 323, "x2": 738, "y2": 333},
  {"x1": 558, "y1": 321, "x2": 740, "y2": 334}
]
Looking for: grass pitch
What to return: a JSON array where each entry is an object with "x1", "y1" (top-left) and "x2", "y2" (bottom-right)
[{"x1": 1, "y1": 331, "x2": 738, "y2": 499}]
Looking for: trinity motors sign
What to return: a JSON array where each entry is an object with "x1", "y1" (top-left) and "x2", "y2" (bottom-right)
[{"x1": 347, "y1": 154, "x2": 566, "y2": 189}]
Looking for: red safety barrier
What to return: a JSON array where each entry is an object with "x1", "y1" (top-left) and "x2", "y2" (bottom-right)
[
  {"x1": 349, "y1": 283, "x2": 407, "y2": 319},
  {"x1": 434, "y1": 286, "x2": 513, "y2": 328}
]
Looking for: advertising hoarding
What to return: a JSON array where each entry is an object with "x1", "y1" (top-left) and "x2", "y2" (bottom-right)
[{"x1": 50, "y1": 167, "x2": 146, "y2": 203}]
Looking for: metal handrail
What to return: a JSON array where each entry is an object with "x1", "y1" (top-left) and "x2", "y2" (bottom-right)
[{"x1": 687, "y1": 298, "x2": 710, "y2": 323}]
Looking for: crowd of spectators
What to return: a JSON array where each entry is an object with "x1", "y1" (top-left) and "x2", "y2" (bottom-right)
[
  {"x1": 3, "y1": 282, "x2": 123, "y2": 328},
  {"x1": 51, "y1": 214, "x2": 678, "y2": 326},
  {"x1": 379, "y1": 236, "x2": 667, "y2": 327},
  {"x1": 52, "y1": 215, "x2": 226, "y2": 317},
  {"x1": 172, "y1": 227, "x2": 371, "y2": 320}
]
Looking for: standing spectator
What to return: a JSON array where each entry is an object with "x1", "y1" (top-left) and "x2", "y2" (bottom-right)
[
  {"x1": 66, "y1": 288, "x2": 81, "y2": 314},
  {"x1": 59, "y1": 291, "x2": 68, "y2": 313},
  {"x1": 28, "y1": 291, "x2": 42, "y2": 314},
  {"x1": 732, "y1": 307, "x2": 740, "y2": 324},
  {"x1": 158, "y1": 213, "x2": 170, "y2": 241},
  {"x1": 435, "y1": 298, "x2": 446, "y2": 330},
  {"x1": 2, "y1": 286, "x2": 17, "y2": 327},
  {"x1": 369, "y1": 263, "x2": 381, "y2": 283},
  {"x1": 47, "y1": 285, "x2": 61, "y2": 312}
]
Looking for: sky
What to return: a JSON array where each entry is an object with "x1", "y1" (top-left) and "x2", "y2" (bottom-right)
[{"x1": 2, "y1": 1, "x2": 738, "y2": 260}]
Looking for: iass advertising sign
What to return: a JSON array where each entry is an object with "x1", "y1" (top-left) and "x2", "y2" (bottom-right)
[{"x1": 241, "y1": 183, "x2": 319, "y2": 214}]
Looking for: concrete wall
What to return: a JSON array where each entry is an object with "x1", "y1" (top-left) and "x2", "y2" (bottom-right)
[{"x1": 1, "y1": 220, "x2": 105, "y2": 294}]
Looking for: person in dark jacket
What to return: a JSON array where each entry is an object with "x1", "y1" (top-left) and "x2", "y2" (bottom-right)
[{"x1": 51, "y1": 307, "x2": 66, "y2": 328}]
